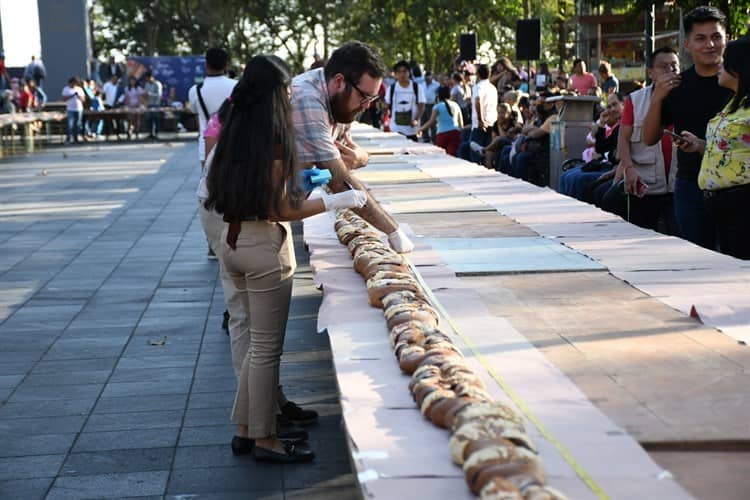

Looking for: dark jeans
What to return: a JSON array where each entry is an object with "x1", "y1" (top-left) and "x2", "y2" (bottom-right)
[
  {"x1": 459, "y1": 127, "x2": 492, "y2": 163},
  {"x1": 498, "y1": 145, "x2": 512, "y2": 173},
  {"x1": 146, "y1": 105, "x2": 161, "y2": 138},
  {"x1": 704, "y1": 183, "x2": 750, "y2": 259},
  {"x1": 674, "y1": 176, "x2": 715, "y2": 250},
  {"x1": 420, "y1": 104, "x2": 435, "y2": 143},
  {"x1": 66, "y1": 110, "x2": 82, "y2": 142}
]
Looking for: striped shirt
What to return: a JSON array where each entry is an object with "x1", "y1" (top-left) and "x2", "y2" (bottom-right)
[{"x1": 291, "y1": 68, "x2": 348, "y2": 165}]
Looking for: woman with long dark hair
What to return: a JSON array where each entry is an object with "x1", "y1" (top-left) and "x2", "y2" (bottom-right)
[
  {"x1": 682, "y1": 36, "x2": 750, "y2": 259},
  {"x1": 205, "y1": 55, "x2": 366, "y2": 463}
]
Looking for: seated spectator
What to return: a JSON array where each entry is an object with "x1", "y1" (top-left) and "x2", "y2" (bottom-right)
[
  {"x1": 0, "y1": 89, "x2": 15, "y2": 114},
  {"x1": 502, "y1": 93, "x2": 559, "y2": 185},
  {"x1": 483, "y1": 103, "x2": 522, "y2": 169},
  {"x1": 17, "y1": 80, "x2": 35, "y2": 112},
  {"x1": 535, "y1": 62, "x2": 553, "y2": 92},
  {"x1": 417, "y1": 86, "x2": 463, "y2": 156},
  {"x1": 570, "y1": 58, "x2": 598, "y2": 95},
  {"x1": 598, "y1": 61, "x2": 620, "y2": 94}
]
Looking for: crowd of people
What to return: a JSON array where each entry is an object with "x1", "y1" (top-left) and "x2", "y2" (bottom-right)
[
  {"x1": 0, "y1": 52, "x2": 174, "y2": 143},
  {"x1": 361, "y1": 5, "x2": 748, "y2": 260}
]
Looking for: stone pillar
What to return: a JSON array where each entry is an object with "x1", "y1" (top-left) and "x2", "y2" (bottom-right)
[{"x1": 37, "y1": 0, "x2": 91, "y2": 99}]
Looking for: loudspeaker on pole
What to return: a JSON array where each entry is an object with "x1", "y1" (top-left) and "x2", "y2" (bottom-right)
[
  {"x1": 459, "y1": 33, "x2": 477, "y2": 61},
  {"x1": 515, "y1": 19, "x2": 541, "y2": 61}
]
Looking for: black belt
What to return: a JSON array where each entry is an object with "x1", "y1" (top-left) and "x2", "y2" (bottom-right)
[{"x1": 704, "y1": 183, "x2": 750, "y2": 199}]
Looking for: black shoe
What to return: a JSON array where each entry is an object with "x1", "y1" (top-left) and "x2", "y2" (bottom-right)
[
  {"x1": 207, "y1": 247, "x2": 218, "y2": 260},
  {"x1": 252, "y1": 442, "x2": 315, "y2": 464},
  {"x1": 222, "y1": 310, "x2": 229, "y2": 334},
  {"x1": 281, "y1": 401, "x2": 319, "y2": 426},
  {"x1": 231, "y1": 436, "x2": 254, "y2": 455}
]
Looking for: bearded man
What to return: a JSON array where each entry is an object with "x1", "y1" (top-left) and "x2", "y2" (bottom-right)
[{"x1": 291, "y1": 41, "x2": 414, "y2": 252}]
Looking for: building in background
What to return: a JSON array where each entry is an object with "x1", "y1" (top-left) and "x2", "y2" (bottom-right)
[{"x1": 0, "y1": 0, "x2": 90, "y2": 98}]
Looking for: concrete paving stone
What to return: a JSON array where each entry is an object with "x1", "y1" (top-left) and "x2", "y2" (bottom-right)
[
  {"x1": 172, "y1": 445, "x2": 251, "y2": 470},
  {"x1": 115, "y1": 354, "x2": 197, "y2": 370},
  {"x1": 0, "y1": 334, "x2": 58, "y2": 353},
  {"x1": 282, "y1": 461, "x2": 355, "y2": 490},
  {"x1": 285, "y1": 485, "x2": 360, "y2": 500},
  {"x1": 42, "y1": 345, "x2": 124, "y2": 361},
  {"x1": 182, "y1": 407, "x2": 232, "y2": 428},
  {"x1": 187, "y1": 391, "x2": 235, "y2": 411},
  {"x1": 31, "y1": 357, "x2": 118, "y2": 374},
  {"x1": 0, "y1": 432, "x2": 76, "y2": 458},
  {"x1": 8, "y1": 383, "x2": 103, "y2": 403},
  {"x1": 108, "y1": 366, "x2": 194, "y2": 384},
  {"x1": 65, "y1": 316, "x2": 141, "y2": 332},
  {"x1": 152, "y1": 286, "x2": 215, "y2": 302},
  {"x1": 178, "y1": 424, "x2": 235, "y2": 447},
  {"x1": 93, "y1": 393, "x2": 188, "y2": 414},
  {"x1": 0, "y1": 454, "x2": 66, "y2": 480},
  {"x1": 0, "y1": 344, "x2": 49, "y2": 360},
  {"x1": 195, "y1": 351, "x2": 233, "y2": 368},
  {"x1": 60, "y1": 447, "x2": 174, "y2": 477},
  {"x1": 0, "y1": 477, "x2": 54, "y2": 500},
  {"x1": 100, "y1": 379, "x2": 192, "y2": 398},
  {"x1": 46, "y1": 470, "x2": 169, "y2": 499},
  {"x1": 0, "y1": 361, "x2": 34, "y2": 376},
  {"x1": 0, "y1": 415, "x2": 86, "y2": 435},
  {"x1": 0, "y1": 398, "x2": 96, "y2": 419},
  {"x1": 22, "y1": 370, "x2": 112, "y2": 387},
  {"x1": 190, "y1": 375, "x2": 237, "y2": 394},
  {"x1": 167, "y1": 465, "x2": 283, "y2": 494},
  {"x1": 84, "y1": 410, "x2": 184, "y2": 433},
  {"x1": 0, "y1": 374, "x2": 25, "y2": 387},
  {"x1": 121, "y1": 340, "x2": 201, "y2": 358},
  {"x1": 72, "y1": 428, "x2": 180, "y2": 453}
]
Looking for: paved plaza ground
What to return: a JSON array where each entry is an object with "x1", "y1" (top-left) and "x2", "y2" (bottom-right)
[{"x1": 0, "y1": 140, "x2": 357, "y2": 499}]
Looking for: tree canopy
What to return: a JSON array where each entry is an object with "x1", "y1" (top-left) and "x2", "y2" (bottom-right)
[{"x1": 92, "y1": 0, "x2": 749, "y2": 73}]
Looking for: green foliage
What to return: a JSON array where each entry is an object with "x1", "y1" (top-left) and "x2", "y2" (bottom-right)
[{"x1": 92, "y1": 0, "x2": 749, "y2": 73}]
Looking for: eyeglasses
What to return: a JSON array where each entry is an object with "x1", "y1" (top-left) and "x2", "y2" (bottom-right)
[{"x1": 346, "y1": 78, "x2": 379, "y2": 105}]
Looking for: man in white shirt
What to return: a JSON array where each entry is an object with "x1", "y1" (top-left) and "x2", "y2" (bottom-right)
[
  {"x1": 384, "y1": 60, "x2": 425, "y2": 141},
  {"x1": 101, "y1": 75, "x2": 122, "y2": 139},
  {"x1": 61, "y1": 77, "x2": 85, "y2": 144},
  {"x1": 188, "y1": 48, "x2": 237, "y2": 339},
  {"x1": 420, "y1": 71, "x2": 441, "y2": 143},
  {"x1": 460, "y1": 63, "x2": 498, "y2": 163}
]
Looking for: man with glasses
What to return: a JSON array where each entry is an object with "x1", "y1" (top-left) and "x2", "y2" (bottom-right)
[
  {"x1": 291, "y1": 41, "x2": 414, "y2": 252},
  {"x1": 385, "y1": 60, "x2": 426, "y2": 141}
]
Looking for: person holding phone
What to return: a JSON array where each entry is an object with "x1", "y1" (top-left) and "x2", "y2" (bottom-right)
[{"x1": 642, "y1": 6, "x2": 733, "y2": 249}]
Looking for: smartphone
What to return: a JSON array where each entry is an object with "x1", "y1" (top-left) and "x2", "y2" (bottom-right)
[
  {"x1": 635, "y1": 179, "x2": 648, "y2": 198},
  {"x1": 663, "y1": 129, "x2": 691, "y2": 145}
]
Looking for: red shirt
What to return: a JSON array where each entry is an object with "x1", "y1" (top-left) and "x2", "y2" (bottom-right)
[
  {"x1": 18, "y1": 89, "x2": 34, "y2": 111},
  {"x1": 621, "y1": 97, "x2": 672, "y2": 176}
]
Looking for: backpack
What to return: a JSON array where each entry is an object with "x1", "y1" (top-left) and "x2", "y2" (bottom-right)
[{"x1": 196, "y1": 83, "x2": 210, "y2": 122}]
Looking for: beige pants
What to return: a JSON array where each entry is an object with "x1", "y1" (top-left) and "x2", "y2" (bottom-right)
[
  {"x1": 198, "y1": 200, "x2": 249, "y2": 377},
  {"x1": 223, "y1": 220, "x2": 296, "y2": 437}
]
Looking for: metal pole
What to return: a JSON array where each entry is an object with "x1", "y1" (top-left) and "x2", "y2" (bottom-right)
[{"x1": 645, "y1": 4, "x2": 655, "y2": 85}]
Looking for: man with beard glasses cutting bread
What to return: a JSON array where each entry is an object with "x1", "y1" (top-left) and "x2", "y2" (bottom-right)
[{"x1": 291, "y1": 41, "x2": 414, "y2": 253}]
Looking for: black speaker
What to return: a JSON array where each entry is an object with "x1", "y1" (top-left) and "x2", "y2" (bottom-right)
[
  {"x1": 459, "y1": 33, "x2": 477, "y2": 61},
  {"x1": 515, "y1": 19, "x2": 541, "y2": 61}
]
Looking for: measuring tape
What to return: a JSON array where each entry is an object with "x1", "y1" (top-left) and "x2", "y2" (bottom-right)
[{"x1": 404, "y1": 256, "x2": 610, "y2": 500}]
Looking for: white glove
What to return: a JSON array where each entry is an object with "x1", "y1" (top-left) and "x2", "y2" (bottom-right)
[
  {"x1": 387, "y1": 227, "x2": 414, "y2": 253},
  {"x1": 321, "y1": 189, "x2": 368, "y2": 211}
]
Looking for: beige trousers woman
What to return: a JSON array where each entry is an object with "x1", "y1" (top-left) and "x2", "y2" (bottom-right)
[{"x1": 222, "y1": 220, "x2": 296, "y2": 438}]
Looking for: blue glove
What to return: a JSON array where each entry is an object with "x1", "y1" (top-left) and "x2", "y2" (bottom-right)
[{"x1": 301, "y1": 168, "x2": 332, "y2": 191}]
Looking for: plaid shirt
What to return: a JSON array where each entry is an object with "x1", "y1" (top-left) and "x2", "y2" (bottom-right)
[{"x1": 291, "y1": 68, "x2": 349, "y2": 165}]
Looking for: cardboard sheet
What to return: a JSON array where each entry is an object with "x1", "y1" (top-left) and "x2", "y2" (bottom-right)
[{"x1": 427, "y1": 237, "x2": 605, "y2": 275}]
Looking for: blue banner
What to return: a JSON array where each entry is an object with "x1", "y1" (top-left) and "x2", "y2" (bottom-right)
[{"x1": 126, "y1": 56, "x2": 206, "y2": 104}]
